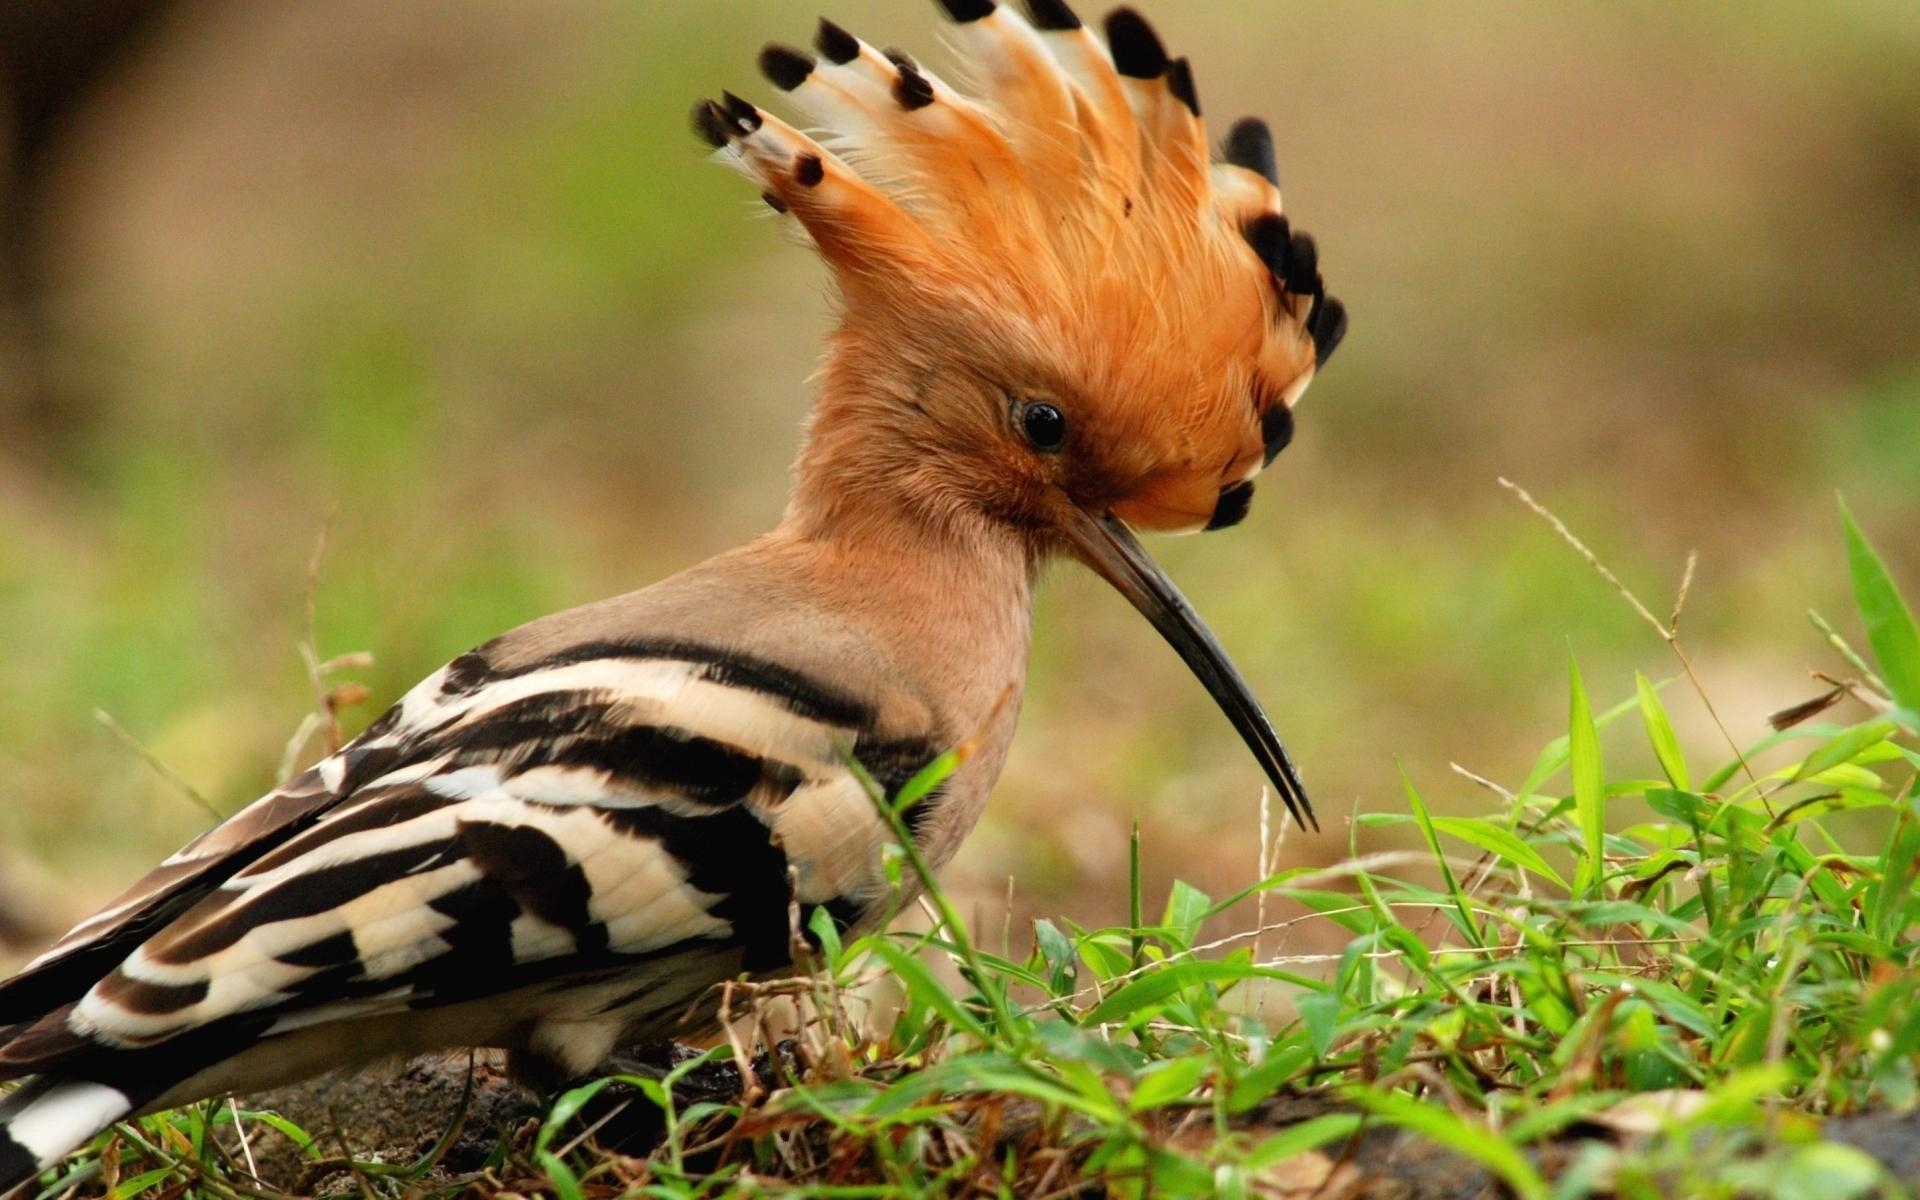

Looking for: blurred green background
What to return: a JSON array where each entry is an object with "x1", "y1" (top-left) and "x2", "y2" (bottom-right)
[{"x1": 1, "y1": 0, "x2": 1916, "y2": 960}]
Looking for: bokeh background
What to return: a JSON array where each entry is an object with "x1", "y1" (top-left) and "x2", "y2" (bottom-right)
[{"x1": 2, "y1": 0, "x2": 1916, "y2": 964}]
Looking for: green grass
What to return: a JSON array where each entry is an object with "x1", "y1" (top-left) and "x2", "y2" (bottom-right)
[{"x1": 19, "y1": 500, "x2": 1920, "y2": 1199}]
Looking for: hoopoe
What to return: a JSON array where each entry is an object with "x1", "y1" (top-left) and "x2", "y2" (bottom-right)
[{"x1": 0, "y1": 1, "x2": 1345, "y2": 1189}]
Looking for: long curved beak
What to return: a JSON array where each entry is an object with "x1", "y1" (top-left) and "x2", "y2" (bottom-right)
[{"x1": 1061, "y1": 506, "x2": 1318, "y2": 832}]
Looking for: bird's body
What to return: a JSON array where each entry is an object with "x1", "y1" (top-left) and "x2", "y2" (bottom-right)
[
  {"x1": 0, "y1": 517, "x2": 1030, "y2": 1117},
  {"x1": 0, "y1": 1, "x2": 1344, "y2": 1191}
]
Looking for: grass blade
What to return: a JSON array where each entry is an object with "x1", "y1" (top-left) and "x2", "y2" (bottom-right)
[
  {"x1": 1790, "y1": 718, "x2": 1897, "y2": 783},
  {"x1": 1082, "y1": 955, "x2": 1269, "y2": 1026},
  {"x1": 1429, "y1": 816, "x2": 1570, "y2": 891},
  {"x1": 1636, "y1": 671, "x2": 1690, "y2": 790},
  {"x1": 1129, "y1": 819, "x2": 1144, "y2": 972},
  {"x1": 1841, "y1": 498, "x2": 1920, "y2": 714},
  {"x1": 869, "y1": 940, "x2": 991, "y2": 1042},
  {"x1": 891, "y1": 748, "x2": 962, "y2": 815},
  {"x1": 1128, "y1": 1055, "x2": 1210, "y2": 1112},
  {"x1": 1241, "y1": 1112, "x2": 1363, "y2": 1169},
  {"x1": 1569, "y1": 652, "x2": 1607, "y2": 898},
  {"x1": 1401, "y1": 764, "x2": 1483, "y2": 945}
]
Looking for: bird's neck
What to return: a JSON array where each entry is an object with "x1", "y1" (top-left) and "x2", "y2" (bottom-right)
[
  {"x1": 772, "y1": 364, "x2": 1038, "y2": 835},
  {"x1": 782, "y1": 341, "x2": 1038, "y2": 596},
  {"x1": 779, "y1": 384, "x2": 1039, "y2": 657}
]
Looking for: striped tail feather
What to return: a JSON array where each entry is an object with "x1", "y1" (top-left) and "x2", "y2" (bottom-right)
[{"x1": 0, "y1": 1077, "x2": 144, "y2": 1198}]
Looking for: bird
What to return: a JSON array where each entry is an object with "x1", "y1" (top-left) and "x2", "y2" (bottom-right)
[{"x1": 0, "y1": 0, "x2": 1345, "y2": 1191}]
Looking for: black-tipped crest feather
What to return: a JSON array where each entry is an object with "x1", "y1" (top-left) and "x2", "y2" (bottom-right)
[
  {"x1": 719, "y1": 91, "x2": 762, "y2": 135},
  {"x1": 1105, "y1": 8, "x2": 1169, "y2": 78},
  {"x1": 814, "y1": 18, "x2": 860, "y2": 64},
  {"x1": 888, "y1": 52, "x2": 937, "y2": 110},
  {"x1": 936, "y1": 0, "x2": 998, "y2": 21},
  {"x1": 1224, "y1": 117, "x2": 1278, "y2": 185},
  {"x1": 1311, "y1": 297, "x2": 1348, "y2": 366},
  {"x1": 691, "y1": 99, "x2": 730, "y2": 148},
  {"x1": 1244, "y1": 213, "x2": 1291, "y2": 280},
  {"x1": 1165, "y1": 57, "x2": 1200, "y2": 115},
  {"x1": 1024, "y1": 0, "x2": 1083, "y2": 30},
  {"x1": 1206, "y1": 481, "x2": 1255, "y2": 531},
  {"x1": 1261, "y1": 405, "x2": 1294, "y2": 465},
  {"x1": 758, "y1": 44, "x2": 815, "y2": 92},
  {"x1": 1283, "y1": 231, "x2": 1318, "y2": 296}
]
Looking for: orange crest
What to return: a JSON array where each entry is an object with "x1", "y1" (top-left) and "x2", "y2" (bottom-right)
[{"x1": 697, "y1": 1, "x2": 1346, "y2": 534}]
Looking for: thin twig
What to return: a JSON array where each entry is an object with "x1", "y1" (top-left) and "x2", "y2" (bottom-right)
[
  {"x1": 1499, "y1": 478, "x2": 1663, "y2": 632},
  {"x1": 1258, "y1": 935, "x2": 1695, "y2": 969},
  {"x1": 1253, "y1": 787, "x2": 1274, "y2": 969},
  {"x1": 93, "y1": 709, "x2": 220, "y2": 820},
  {"x1": 1450, "y1": 762, "x2": 1517, "y2": 804},
  {"x1": 1817, "y1": 671, "x2": 1895, "y2": 716},
  {"x1": 279, "y1": 514, "x2": 374, "y2": 783},
  {"x1": 1670, "y1": 550, "x2": 1698, "y2": 633},
  {"x1": 301, "y1": 517, "x2": 338, "y2": 753},
  {"x1": 1808, "y1": 610, "x2": 1892, "y2": 696},
  {"x1": 228, "y1": 1097, "x2": 259, "y2": 1182}
]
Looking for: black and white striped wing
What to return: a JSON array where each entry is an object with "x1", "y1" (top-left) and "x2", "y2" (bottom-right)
[{"x1": 4, "y1": 640, "x2": 939, "y2": 1073}]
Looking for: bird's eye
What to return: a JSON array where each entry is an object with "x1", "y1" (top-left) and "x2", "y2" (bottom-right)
[{"x1": 1018, "y1": 400, "x2": 1067, "y2": 452}]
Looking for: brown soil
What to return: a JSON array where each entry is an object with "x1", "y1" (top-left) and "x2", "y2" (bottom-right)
[{"x1": 221, "y1": 1050, "x2": 1920, "y2": 1198}]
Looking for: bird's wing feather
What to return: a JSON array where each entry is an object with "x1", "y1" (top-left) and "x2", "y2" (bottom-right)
[{"x1": 4, "y1": 637, "x2": 940, "y2": 1073}]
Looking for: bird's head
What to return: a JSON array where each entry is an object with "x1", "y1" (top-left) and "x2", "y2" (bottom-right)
[{"x1": 697, "y1": 0, "x2": 1344, "y2": 827}]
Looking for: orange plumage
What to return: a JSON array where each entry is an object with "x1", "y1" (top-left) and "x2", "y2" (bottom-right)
[{"x1": 699, "y1": 2, "x2": 1345, "y2": 540}]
